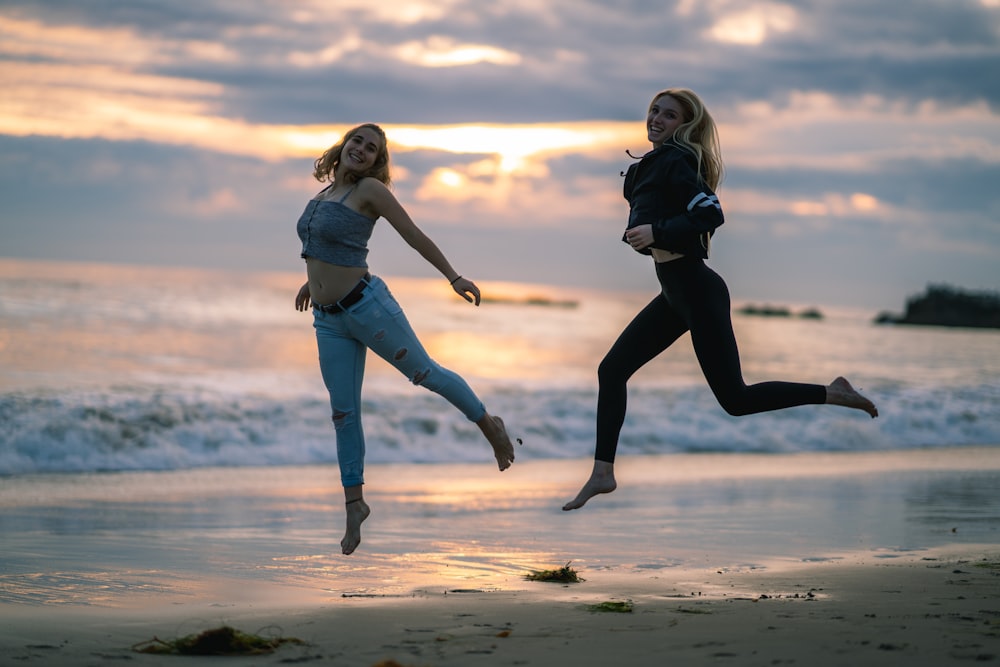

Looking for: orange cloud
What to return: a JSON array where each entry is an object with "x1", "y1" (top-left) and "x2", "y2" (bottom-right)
[
  {"x1": 394, "y1": 36, "x2": 522, "y2": 67},
  {"x1": 0, "y1": 14, "x2": 238, "y2": 65},
  {"x1": 707, "y1": 4, "x2": 798, "y2": 45},
  {"x1": 0, "y1": 54, "x2": 639, "y2": 169},
  {"x1": 743, "y1": 190, "x2": 884, "y2": 216}
]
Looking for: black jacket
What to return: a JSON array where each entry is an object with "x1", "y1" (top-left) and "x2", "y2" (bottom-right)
[{"x1": 622, "y1": 141, "x2": 723, "y2": 259}]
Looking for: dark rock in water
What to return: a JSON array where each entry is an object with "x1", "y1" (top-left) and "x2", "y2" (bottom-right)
[
  {"x1": 875, "y1": 284, "x2": 1000, "y2": 329},
  {"x1": 737, "y1": 304, "x2": 824, "y2": 320},
  {"x1": 738, "y1": 304, "x2": 791, "y2": 317}
]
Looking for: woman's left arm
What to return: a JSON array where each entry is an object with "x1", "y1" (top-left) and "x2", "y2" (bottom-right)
[
  {"x1": 649, "y1": 160, "x2": 723, "y2": 248},
  {"x1": 622, "y1": 160, "x2": 725, "y2": 254},
  {"x1": 364, "y1": 180, "x2": 481, "y2": 305}
]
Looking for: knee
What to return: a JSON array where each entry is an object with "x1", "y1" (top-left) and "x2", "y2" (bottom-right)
[
  {"x1": 388, "y1": 345, "x2": 434, "y2": 386},
  {"x1": 409, "y1": 365, "x2": 433, "y2": 387},
  {"x1": 331, "y1": 408, "x2": 356, "y2": 429},
  {"x1": 714, "y1": 391, "x2": 751, "y2": 416},
  {"x1": 719, "y1": 401, "x2": 749, "y2": 417},
  {"x1": 597, "y1": 357, "x2": 624, "y2": 385}
]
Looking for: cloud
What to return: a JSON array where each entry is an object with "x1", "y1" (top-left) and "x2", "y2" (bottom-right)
[
  {"x1": 705, "y1": 2, "x2": 798, "y2": 45},
  {"x1": 394, "y1": 36, "x2": 522, "y2": 67},
  {"x1": 0, "y1": 12, "x2": 240, "y2": 65},
  {"x1": 726, "y1": 189, "x2": 883, "y2": 221},
  {"x1": 0, "y1": 0, "x2": 997, "y2": 310},
  {"x1": 719, "y1": 92, "x2": 1000, "y2": 170}
]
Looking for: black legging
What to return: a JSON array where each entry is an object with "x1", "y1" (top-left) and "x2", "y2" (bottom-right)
[{"x1": 595, "y1": 256, "x2": 826, "y2": 463}]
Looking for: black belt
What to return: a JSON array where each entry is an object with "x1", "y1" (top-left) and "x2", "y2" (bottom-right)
[{"x1": 314, "y1": 273, "x2": 371, "y2": 313}]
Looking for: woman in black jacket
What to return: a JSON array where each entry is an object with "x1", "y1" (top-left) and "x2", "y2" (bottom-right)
[{"x1": 563, "y1": 88, "x2": 878, "y2": 511}]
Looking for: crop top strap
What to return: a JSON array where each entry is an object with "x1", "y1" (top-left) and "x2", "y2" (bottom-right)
[
  {"x1": 315, "y1": 182, "x2": 355, "y2": 202},
  {"x1": 337, "y1": 184, "x2": 357, "y2": 203}
]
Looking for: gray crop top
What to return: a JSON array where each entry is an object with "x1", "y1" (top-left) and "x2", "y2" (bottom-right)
[{"x1": 297, "y1": 184, "x2": 377, "y2": 268}]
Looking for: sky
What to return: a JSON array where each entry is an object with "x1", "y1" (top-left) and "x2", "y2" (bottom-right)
[{"x1": 0, "y1": 0, "x2": 998, "y2": 311}]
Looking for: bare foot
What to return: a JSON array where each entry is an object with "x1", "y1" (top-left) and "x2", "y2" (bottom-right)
[
  {"x1": 562, "y1": 460, "x2": 616, "y2": 511},
  {"x1": 826, "y1": 376, "x2": 878, "y2": 418},
  {"x1": 341, "y1": 499, "x2": 371, "y2": 555},
  {"x1": 478, "y1": 413, "x2": 515, "y2": 471}
]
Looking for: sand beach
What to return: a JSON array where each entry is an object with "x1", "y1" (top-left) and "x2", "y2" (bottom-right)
[{"x1": 3, "y1": 448, "x2": 999, "y2": 666}]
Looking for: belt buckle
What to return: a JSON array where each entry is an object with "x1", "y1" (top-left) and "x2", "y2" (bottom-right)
[
  {"x1": 336, "y1": 274, "x2": 369, "y2": 311},
  {"x1": 334, "y1": 290, "x2": 356, "y2": 312}
]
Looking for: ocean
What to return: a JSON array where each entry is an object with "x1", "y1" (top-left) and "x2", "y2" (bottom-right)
[{"x1": 1, "y1": 258, "x2": 998, "y2": 476}]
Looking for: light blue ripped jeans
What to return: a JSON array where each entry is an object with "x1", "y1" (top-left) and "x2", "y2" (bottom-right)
[{"x1": 312, "y1": 274, "x2": 486, "y2": 487}]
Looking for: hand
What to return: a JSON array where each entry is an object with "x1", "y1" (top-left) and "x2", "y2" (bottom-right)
[
  {"x1": 295, "y1": 282, "x2": 312, "y2": 311},
  {"x1": 451, "y1": 276, "x2": 481, "y2": 306},
  {"x1": 624, "y1": 224, "x2": 654, "y2": 250}
]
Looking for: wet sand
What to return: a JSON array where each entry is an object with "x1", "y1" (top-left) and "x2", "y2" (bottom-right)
[{"x1": 2, "y1": 447, "x2": 999, "y2": 665}]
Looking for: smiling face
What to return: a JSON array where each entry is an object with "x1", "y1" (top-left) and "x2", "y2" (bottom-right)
[
  {"x1": 340, "y1": 126, "x2": 384, "y2": 176},
  {"x1": 646, "y1": 94, "x2": 687, "y2": 147}
]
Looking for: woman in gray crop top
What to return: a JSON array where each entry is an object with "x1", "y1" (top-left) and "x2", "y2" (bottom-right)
[{"x1": 294, "y1": 123, "x2": 517, "y2": 555}]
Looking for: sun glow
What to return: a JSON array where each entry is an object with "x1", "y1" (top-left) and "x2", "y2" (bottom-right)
[
  {"x1": 395, "y1": 36, "x2": 521, "y2": 67},
  {"x1": 0, "y1": 14, "x2": 609, "y2": 170},
  {"x1": 0, "y1": 59, "x2": 637, "y2": 169},
  {"x1": 388, "y1": 123, "x2": 632, "y2": 173},
  {"x1": 434, "y1": 168, "x2": 466, "y2": 188}
]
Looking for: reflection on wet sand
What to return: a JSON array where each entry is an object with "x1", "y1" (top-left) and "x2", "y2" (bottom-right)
[{"x1": 3, "y1": 449, "x2": 998, "y2": 608}]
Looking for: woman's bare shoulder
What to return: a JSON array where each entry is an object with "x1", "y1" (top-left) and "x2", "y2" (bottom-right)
[
  {"x1": 355, "y1": 176, "x2": 391, "y2": 196},
  {"x1": 354, "y1": 176, "x2": 398, "y2": 218}
]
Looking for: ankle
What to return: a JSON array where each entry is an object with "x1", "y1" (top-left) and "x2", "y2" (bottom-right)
[
  {"x1": 344, "y1": 484, "x2": 364, "y2": 505},
  {"x1": 592, "y1": 460, "x2": 615, "y2": 475}
]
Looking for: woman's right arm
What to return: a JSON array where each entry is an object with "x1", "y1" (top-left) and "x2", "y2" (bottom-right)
[{"x1": 295, "y1": 281, "x2": 311, "y2": 311}]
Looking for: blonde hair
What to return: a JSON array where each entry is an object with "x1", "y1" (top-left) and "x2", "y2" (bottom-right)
[
  {"x1": 312, "y1": 123, "x2": 392, "y2": 186},
  {"x1": 649, "y1": 88, "x2": 724, "y2": 190}
]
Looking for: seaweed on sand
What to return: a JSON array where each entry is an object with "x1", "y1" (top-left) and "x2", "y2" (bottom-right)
[
  {"x1": 586, "y1": 600, "x2": 633, "y2": 613},
  {"x1": 132, "y1": 625, "x2": 304, "y2": 656},
  {"x1": 524, "y1": 562, "x2": 584, "y2": 583}
]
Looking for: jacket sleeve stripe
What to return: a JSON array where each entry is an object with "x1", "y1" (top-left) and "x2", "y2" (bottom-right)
[
  {"x1": 687, "y1": 192, "x2": 721, "y2": 212},
  {"x1": 688, "y1": 192, "x2": 722, "y2": 211}
]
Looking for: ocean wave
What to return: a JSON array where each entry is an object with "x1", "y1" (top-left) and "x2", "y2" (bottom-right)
[{"x1": 2, "y1": 382, "x2": 997, "y2": 475}]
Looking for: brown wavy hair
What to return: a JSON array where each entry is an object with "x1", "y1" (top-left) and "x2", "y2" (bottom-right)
[
  {"x1": 648, "y1": 88, "x2": 724, "y2": 190},
  {"x1": 312, "y1": 123, "x2": 392, "y2": 186}
]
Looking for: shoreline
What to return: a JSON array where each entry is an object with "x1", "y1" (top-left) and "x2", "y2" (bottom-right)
[{"x1": 5, "y1": 444, "x2": 999, "y2": 501}]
